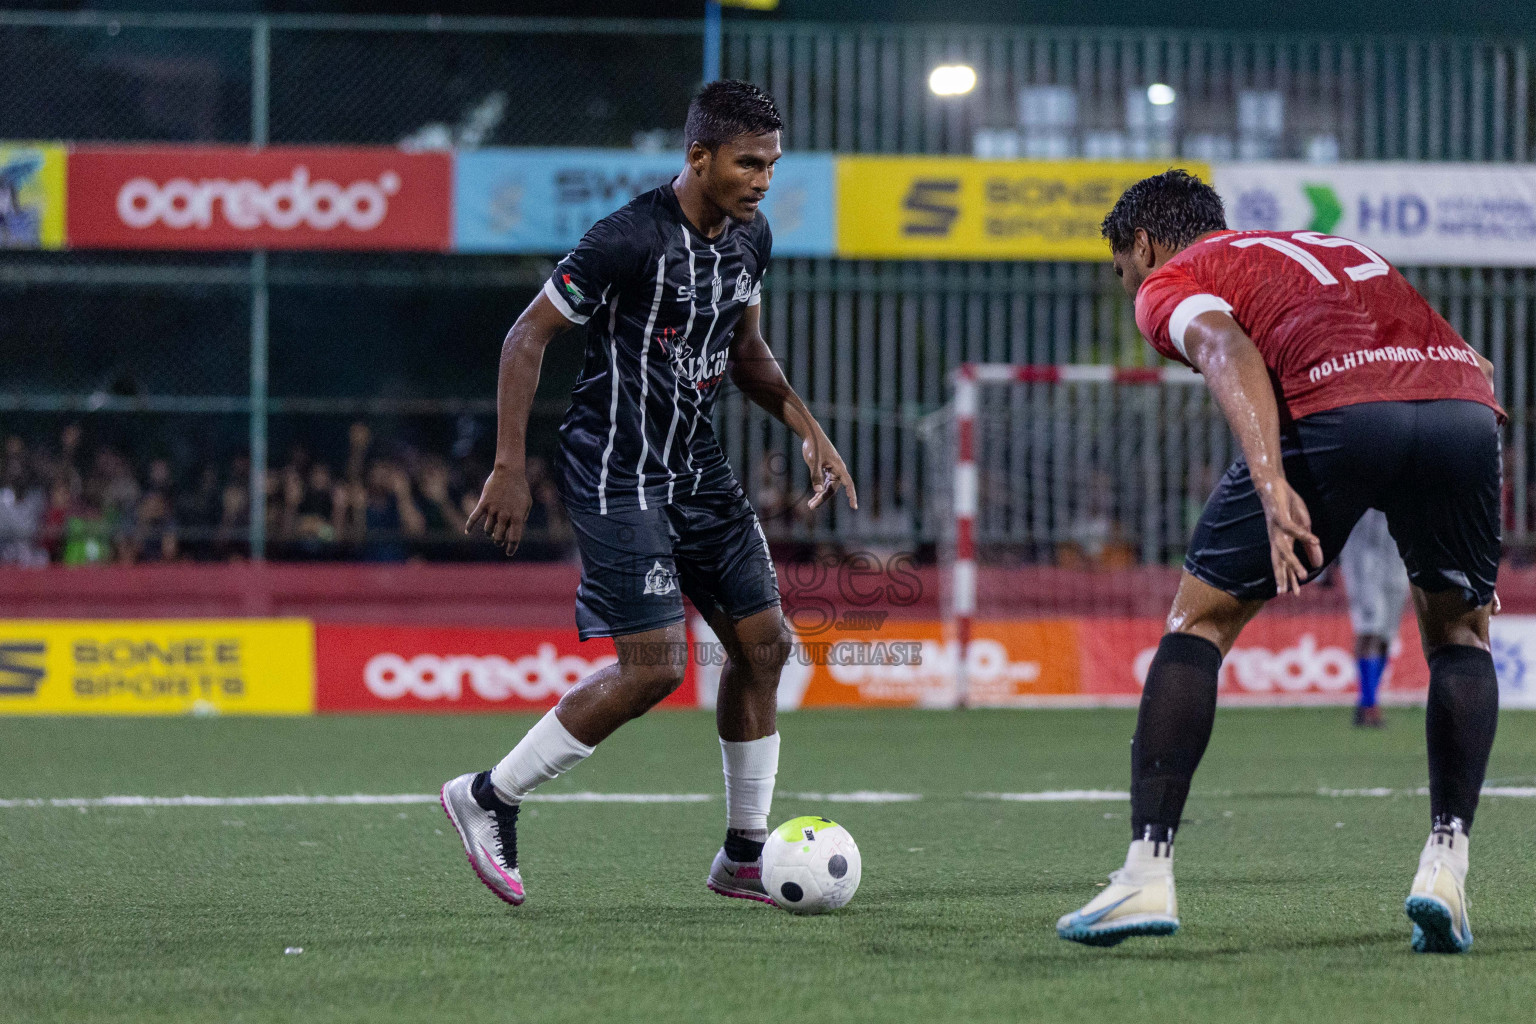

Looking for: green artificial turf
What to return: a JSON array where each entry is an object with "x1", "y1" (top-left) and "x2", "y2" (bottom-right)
[{"x1": 3, "y1": 709, "x2": 1535, "y2": 1023}]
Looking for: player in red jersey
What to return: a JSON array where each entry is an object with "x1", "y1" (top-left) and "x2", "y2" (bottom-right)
[{"x1": 1057, "y1": 171, "x2": 1502, "y2": 953}]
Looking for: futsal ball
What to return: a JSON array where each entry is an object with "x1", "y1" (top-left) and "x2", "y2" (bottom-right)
[{"x1": 761, "y1": 815, "x2": 862, "y2": 914}]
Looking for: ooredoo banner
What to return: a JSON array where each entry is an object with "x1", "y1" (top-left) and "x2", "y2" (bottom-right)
[
  {"x1": 314, "y1": 623, "x2": 695, "y2": 713},
  {"x1": 66, "y1": 146, "x2": 451, "y2": 250},
  {"x1": 0, "y1": 619, "x2": 314, "y2": 715},
  {"x1": 1078, "y1": 614, "x2": 1429, "y2": 705}
]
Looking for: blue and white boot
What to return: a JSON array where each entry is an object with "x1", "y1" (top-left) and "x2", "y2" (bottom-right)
[
  {"x1": 1057, "y1": 839, "x2": 1179, "y2": 946},
  {"x1": 1406, "y1": 826, "x2": 1472, "y2": 953}
]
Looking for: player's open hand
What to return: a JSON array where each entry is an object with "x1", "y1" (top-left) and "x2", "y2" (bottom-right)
[
  {"x1": 1258, "y1": 475, "x2": 1323, "y2": 597},
  {"x1": 803, "y1": 435, "x2": 858, "y2": 511},
  {"x1": 465, "y1": 465, "x2": 533, "y2": 556}
]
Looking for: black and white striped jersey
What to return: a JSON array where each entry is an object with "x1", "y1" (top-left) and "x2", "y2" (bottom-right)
[{"x1": 543, "y1": 182, "x2": 771, "y2": 515}]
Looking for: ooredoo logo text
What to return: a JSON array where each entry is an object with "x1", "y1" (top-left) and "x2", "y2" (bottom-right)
[
  {"x1": 116, "y1": 166, "x2": 402, "y2": 233},
  {"x1": 363, "y1": 645, "x2": 617, "y2": 703}
]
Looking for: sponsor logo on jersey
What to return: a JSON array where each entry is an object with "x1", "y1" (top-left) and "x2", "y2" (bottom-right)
[
  {"x1": 0, "y1": 641, "x2": 45, "y2": 696},
  {"x1": 656, "y1": 330, "x2": 729, "y2": 391},
  {"x1": 643, "y1": 560, "x2": 678, "y2": 596},
  {"x1": 733, "y1": 269, "x2": 753, "y2": 302}
]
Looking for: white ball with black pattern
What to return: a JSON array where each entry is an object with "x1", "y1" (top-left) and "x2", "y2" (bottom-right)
[{"x1": 761, "y1": 815, "x2": 862, "y2": 915}]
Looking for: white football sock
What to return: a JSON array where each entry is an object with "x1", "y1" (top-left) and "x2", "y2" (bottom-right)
[
  {"x1": 1123, "y1": 838, "x2": 1174, "y2": 880},
  {"x1": 490, "y1": 710, "x2": 595, "y2": 804},
  {"x1": 720, "y1": 732, "x2": 780, "y2": 834}
]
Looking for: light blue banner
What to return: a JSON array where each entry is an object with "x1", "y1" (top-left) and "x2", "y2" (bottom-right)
[{"x1": 453, "y1": 148, "x2": 834, "y2": 257}]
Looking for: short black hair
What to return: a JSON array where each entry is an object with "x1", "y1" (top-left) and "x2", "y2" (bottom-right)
[
  {"x1": 684, "y1": 80, "x2": 783, "y2": 151},
  {"x1": 1101, "y1": 169, "x2": 1227, "y2": 254}
]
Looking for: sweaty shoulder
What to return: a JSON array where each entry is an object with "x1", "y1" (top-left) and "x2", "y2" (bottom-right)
[
  {"x1": 544, "y1": 190, "x2": 672, "y2": 324},
  {"x1": 1134, "y1": 238, "x2": 1235, "y2": 365}
]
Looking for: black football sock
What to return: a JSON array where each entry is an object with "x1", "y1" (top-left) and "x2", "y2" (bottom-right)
[
  {"x1": 724, "y1": 828, "x2": 767, "y2": 863},
  {"x1": 1426, "y1": 644, "x2": 1499, "y2": 835},
  {"x1": 1130, "y1": 632, "x2": 1222, "y2": 844}
]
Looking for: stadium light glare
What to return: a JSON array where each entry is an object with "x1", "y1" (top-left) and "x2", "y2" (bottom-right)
[
  {"x1": 929, "y1": 64, "x2": 977, "y2": 97},
  {"x1": 1147, "y1": 83, "x2": 1177, "y2": 106}
]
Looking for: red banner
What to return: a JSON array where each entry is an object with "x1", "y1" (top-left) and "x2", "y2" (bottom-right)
[
  {"x1": 314, "y1": 624, "x2": 695, "y2": 713},
  {"x1": 1079, "y1": 614, "x2": 1428, "y2": 704},
  {"x1": 66, "y1": 147, "x2": 451, "y2": 250}
]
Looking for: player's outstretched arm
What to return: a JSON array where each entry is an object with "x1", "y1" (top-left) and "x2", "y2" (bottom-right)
[
  {"x1": 465, "y1": 293, "x2": 574, "y2": 555},
  {"x1": 1182, "y1": 310, "x2": 1323, "y2": 596},
  {"x1": 728, "y1": 304, "x2": 857, "y2": 511}
]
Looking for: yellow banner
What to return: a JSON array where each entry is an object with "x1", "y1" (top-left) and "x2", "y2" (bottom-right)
[
  {"x1": 0, "y1": 620, "x2": 315, "y2": 715},
  {"x1": 0, "y1": 143, "x2": 66, "y2": 249},
  {"x1": 836, "y1": 157, "x2": 1212, "y2": 260}
]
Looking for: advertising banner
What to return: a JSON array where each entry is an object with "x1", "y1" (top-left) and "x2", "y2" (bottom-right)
[
  {"x1": 314, "y1": 623, "x2": 696, "y2": 713},
  {"x1": 453, "y1": 149, "x2": 835, "y2": 256},
  {"x1": 0, "y1": 143, "x2": 66, "y2": 249},
  {"x1": 836, "y1": 157, "x2": 1209, "y2": 260},
  {"x1": 66, "y1": 146, "x2": 452, "y2": 250},
  {"x1": 0, "y1": 619, "x2": 314, "y2": 715},
  {"x1": 693, "y1": 616, "x2": 1082, "y2": 709},
  {"x1": 1487, "y1": 615, "x2": 1536, "y2": 709},
  {"x1": 1213, "y1": 162, "x2": 1536, "y2": 267},
  {"x1": 1079, "y1": 614, "x2": 1429, "y2": 705}
]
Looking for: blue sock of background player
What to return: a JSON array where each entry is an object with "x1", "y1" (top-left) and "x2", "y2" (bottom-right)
[{"x1": 1357, "y1": 652, "x2": 1386, "y2": 709}]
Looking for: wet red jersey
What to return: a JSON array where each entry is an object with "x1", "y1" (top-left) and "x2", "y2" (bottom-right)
[{"x1": 1134, "y1": 229, "x2": 1501, "y2": 422}]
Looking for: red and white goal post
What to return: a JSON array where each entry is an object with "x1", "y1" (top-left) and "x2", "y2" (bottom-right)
[{"x1": 941, "y1": 362, "x2": 1217, "y2": 707}]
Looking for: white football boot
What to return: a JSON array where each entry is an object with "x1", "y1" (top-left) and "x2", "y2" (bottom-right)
[
  {"x1": 440, "y1": 771, "x2": 525, "y2": 906},
  {"x1": 706, "y1": 846, "x2": 773, "y2": 905},
  {"x1": 1057, "y1": 839, "x2": 1180, "y2": 946},
  {"x1": 1405, "y1": 827, "x2": 1472, "y2": 953}
]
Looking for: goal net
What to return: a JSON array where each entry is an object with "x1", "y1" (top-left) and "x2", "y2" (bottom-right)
[{"x1": 932, "y1": 362, "x2": 1232, "y2": 706}]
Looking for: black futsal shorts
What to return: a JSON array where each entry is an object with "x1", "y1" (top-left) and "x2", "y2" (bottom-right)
[
  {"x1": 564, "y1": 486, "x2": 782, "y2": 641},
  {"x1": 1186, "y1": 399, "x2": 1501, "y2": 607}
]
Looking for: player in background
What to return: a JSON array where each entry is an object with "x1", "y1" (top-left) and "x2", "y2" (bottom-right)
[
  {"x1": 1339, "y1": 509, "x2": 1411, "y2": 728},
  {"x1": 1057, "y1": 171, "x2": 1502, "y2": 953},
  {"x1": 441, "y1": 82, "x2": 856, "y2": 908}
]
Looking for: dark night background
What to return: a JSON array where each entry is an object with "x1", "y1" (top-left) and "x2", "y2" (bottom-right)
[{"x1": 15, "y1": 0, "x2": 1536, "y2": 34}]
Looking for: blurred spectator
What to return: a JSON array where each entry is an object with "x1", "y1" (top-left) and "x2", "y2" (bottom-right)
[
  {"x1": 177, "y1": 463, "x2": 222, "y2": 560},
  {"x1": 282, "y1": 461, "x2": 346, "y2": 559},
  {"x1": 0, "y1": 421, "x2": 580, "y2": 565},
  {"x1": 127, "y1": 490, "x2": 179, "y2": 563},
  {"x1": 357, "y1": 459, "x2": 425, "y2": 562},
  {"x1": 0, "y1": 437, "x2": 47, "y2": 567}
]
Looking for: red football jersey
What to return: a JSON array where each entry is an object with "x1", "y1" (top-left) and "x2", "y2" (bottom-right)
[{"x1": 1135, "y1": 229, "x2": 1502, "y2": 422}]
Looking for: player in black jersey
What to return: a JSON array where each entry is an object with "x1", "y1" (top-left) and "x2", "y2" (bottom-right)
[{"x1": 440, "y1": 81, "x2": 856, "y2": 908}]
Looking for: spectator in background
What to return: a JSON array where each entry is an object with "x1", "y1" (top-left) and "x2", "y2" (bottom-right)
[
  {"x1": 415, "y1": 455, "x2": 466, "y2": 555},
  {"x1": 61, "y1": 474, "x2": 111, "y2": 566},
  {"x1": 216, "y1": 456, "x2": 250, "y2": 560},
  {"x1": 176, "y1": 463, "x2": 222, "y2": 560},
  {"x1": 0, "y1": 437, "x2": 47, "y2": 567},
  {"x1": 282, "y1": 461, "x2": 346, "y2": 559},
  {"x1": 128, "y1": 489, "x2": 179, "y2": 563},
  {"x1": 357, "y1": 459, "x2": 425, "y2": 562}
]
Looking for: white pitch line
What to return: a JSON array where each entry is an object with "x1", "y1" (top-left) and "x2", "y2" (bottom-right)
[
  {"x1": 787, "y1": 791, "x2": 923, "y2": 803},
  {"x1": 1322, "y1": 786, "x2": 1536, "y2": 799},
  {"x1": 0, "y1": 792, "x2": 713, "y2": 809},
  {"x1": 6, "y1": 786, "x2": 1534, "y2": 811},
  {"x1": 971, "y1": 790, "x2": 1130, "y2": 802}
]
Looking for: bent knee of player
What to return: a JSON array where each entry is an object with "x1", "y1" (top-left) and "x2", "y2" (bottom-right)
[
  {"x1": 1414, "y1": 586, "x2": 1491, "y2": 655},
  {"x1": 1165, "y1": 572, "x2": 1264, "y2": 657}
]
